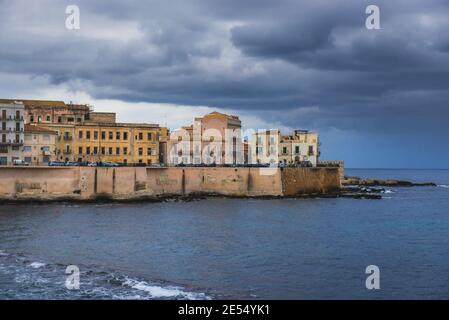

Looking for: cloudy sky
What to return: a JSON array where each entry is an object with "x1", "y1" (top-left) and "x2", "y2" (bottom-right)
[{"x1": 1, "y1": 0, "x2": 448, "y2": 168}]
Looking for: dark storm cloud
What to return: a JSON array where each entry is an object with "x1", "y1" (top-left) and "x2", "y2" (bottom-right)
[{"x1": 1, "y1": 0, "x2": 449, "y2": 137}]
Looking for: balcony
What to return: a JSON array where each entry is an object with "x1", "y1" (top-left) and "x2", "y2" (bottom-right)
[
  {"x1": 63, "y1": 149, "x2": 72, "y2": 154},
  {"x1": 58, "y1": 135, "x2": 73, "y2": 141},
  {"x1": 11, "y1": 140, "x2": 24, "y2": 146}
]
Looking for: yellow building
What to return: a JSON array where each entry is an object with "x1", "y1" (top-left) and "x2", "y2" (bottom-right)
[{"x1": 40, "y1": 122, "x2": 168, "y2": 165}]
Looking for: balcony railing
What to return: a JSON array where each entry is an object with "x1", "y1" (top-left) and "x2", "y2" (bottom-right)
[{"x1": 58, "y1": 135, "x2": 73, "y2": 141}]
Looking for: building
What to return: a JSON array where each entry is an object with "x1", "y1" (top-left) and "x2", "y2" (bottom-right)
[
  {"x1": 39, "y1": 122, "x2": 168, "y2": 165},
  {"x1": 0, "y1": 99, "x2": 92, "y2": 124},
  {"x1": 23, "y1": 124, "x2": 57, "y2": 165},
  {"x1": 252, "y1": 129, "x2": 319, "y2": 166},
  {"x1": 168, "y1": 111, "x2": 243, "y2": 165},
  {"x1": 0, "y1": 102, "x2": 25, "y2": 165}
]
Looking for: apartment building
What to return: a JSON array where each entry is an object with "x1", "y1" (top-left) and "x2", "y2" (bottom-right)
[
  {"x1": 168, "y1": 111, "x2": 243, "y2": 165},
  {"x1": 252, "y1": 129, "x2": 319, "y2": 166},
  {"x1": 23, "y1": 124, "x2": 57, "y2": 165},
  {"x1": 40, "y1": 122, "x2": 168, "y2": 165},
  {"x1": 0, "y1": 102, "x2": 25, "y2": 165},
  {"x1": 0, "y1": 99, "x2": 92, "y2": 124}
]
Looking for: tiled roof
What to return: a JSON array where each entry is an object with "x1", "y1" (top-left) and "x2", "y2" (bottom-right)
[{"x1": 24, "y1": 124, "x2": 58, "y2": 134}]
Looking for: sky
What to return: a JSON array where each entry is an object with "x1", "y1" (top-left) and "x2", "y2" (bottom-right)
[{"x1": 0, "y1": 0, "x2": 448, "y2": 168}]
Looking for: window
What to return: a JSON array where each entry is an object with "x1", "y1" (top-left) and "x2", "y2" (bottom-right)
[
  {"x1": 1, "y1": 122, "x2": 5, "y2": 130},
  {"x1": 116, "y1": 147, "x2": 120, "y2": 155},
  {"x1": 138, "y1": 132, "x2": 143, "y2": 140},
  {"x1": 25, "y1": 157, "x2": 32, "y2": 163},
  {"x1": 30, "y1": 115, "x2": 34, "y2": 122},
  {"x1": 138, "y1": 148, "x2": 143, "y2": 156},
  {"x1": 1, "y1": 110, "x2": 5, "y2": 119},
  {"x1": 23, "y1": 146, "x2": 32, "y2": 152},
  {"x1": 147, "y1": 133, "x2": 152, "y2": 140},
  {"x1": 78, "y1": 147, "x2": 83, "y2": 154},
  {"x1": 116, "y1": 132, "x2": 120, "y2": 140},
  {"x1": 101, "y1": 131, "x2": 106, "y2": 140},
  {"x1": 42, "y1": 146, "x2": 50, "y2": 152},
  {"x1": 77, "y1": 118, "x2": 82, "y2": 123},
  {"x1": 123, "y1": 147, "x2": 128, "y2": 155},
  {"x1": 94, "y1": 131, "x2": 98, "y2": 140},
  {"x1": 101, "y1": 147, "x2": 105, "y2": 155},
  {"x1": 295, "y1": 146, "x2": 300, "y2": 154},
  {"x1": 58, "y1": 116, "x2": 62, "y2": 123},
  {"x1": 86, "y1": 147, "x2": 90, "y2": 155},
  {"x1": 283, "y1": 147, "x2": 288, "y2": 154},
  {"x1": 16, "y1": 122, "x2": 20, "y2": 131},
  {"x1": 308, "y1": 145, "x2": 314, "y2": 156},
  {"x1": 86, "y1": 131, "x2": 91, "y2": 139},
  {"x1": 93, "y1": 147, "x2": 98, "y2": 154},
  {"x1": 46, "y1": 115, "x2": 51, "y2": 122},
  {"x1": 79, "y1": 131, "x2": 83, "y2": 139},
  {"x1": 38, "y1": 116, "x2": 42, "y2": 123},
  {"x1": 109, "y1": 132, "x2": 113, "y2": 140},
  {"x1": 108, "y1": 147, "x2": 113, "y2": 155},
  {"x1": 147, "y1": 148, "x2": 152, "y2": 156},
  {"x1": 1, "y1": 134, "x2": 6, "y2": 143},
  {"x1": 15, "y1": 134, "x2": 20, "y2": 143},
  {"x1": 123, "y1": 132, "x2": 128, "y2": 140}
]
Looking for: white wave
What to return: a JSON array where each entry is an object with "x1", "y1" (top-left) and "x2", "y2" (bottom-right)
[
  {"x1": 29, "y1": 262, "x2": 46, "y2": 269},
  {"x1": 123, "y1": 277, "x2": 209, "y2": 300},
  {"x1": 438, "y1": 185, "x2": 449, "y2": 188},
  {"x1": 383, "y1": 190, "x2": 394, "y2": 194}
]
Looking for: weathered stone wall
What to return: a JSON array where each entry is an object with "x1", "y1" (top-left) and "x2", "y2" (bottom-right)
[
  {"x1": 0, "y1": 166, "x2": 340, "y2": 200},
  {"x1": 281, "y1": 167, "x2": 341, "y2": 196}
]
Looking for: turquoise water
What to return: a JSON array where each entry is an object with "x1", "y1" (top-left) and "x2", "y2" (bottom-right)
[{"x1": 0, "y1": 169, "x2": 448, "y2": 299}]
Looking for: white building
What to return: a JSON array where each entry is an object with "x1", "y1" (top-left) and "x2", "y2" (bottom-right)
[
  {"x1": 0, "y1": 102, "x2": 25, "y2": 165},
  {"x1": 251, "y1": 129, "x2": 320, "y2": 166}
]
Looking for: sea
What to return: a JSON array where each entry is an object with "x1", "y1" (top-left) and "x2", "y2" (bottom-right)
[{"x1": 1, "y1": 169, "x2": 449, "y2": 299}]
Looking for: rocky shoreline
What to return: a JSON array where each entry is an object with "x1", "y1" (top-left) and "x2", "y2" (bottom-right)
[
  {"x1": 342, "y1": 176, "x2": 436, "y2": 187},
  {"x1": 0, "y1": 176, "x2": 437, "y2": 204}
]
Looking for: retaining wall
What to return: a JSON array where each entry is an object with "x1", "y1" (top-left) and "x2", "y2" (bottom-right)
[{"x1": 0, "y1": 166, "x2": 340, "y2": 201}]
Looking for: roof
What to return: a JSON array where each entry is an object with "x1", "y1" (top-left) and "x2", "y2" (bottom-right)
[
  {"x1": 0, "y1": 99, "x2": 66, "y2": 107},
  {"x1": 25, "y1": 124, "x2": 58, "y2": 134}
]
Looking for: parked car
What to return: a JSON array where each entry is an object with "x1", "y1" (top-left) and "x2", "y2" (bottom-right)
[
  {"x1": 48, "y1": 161, "x2": 65, "y2": 166},
  {"x1": 65, "y1": 161, "x2": 80, "y2": 166},
  {"x1": 298, "y1": 161, "x2": 313, "y2": 167},
  {"x1": 13, "y1": 159, "x2": 29, "y2": 166},
  {"x1": 97, "y1": 161, "x2": 120, "y2": 167}
]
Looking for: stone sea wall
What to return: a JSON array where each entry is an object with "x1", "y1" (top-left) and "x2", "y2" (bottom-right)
[{"x1": 0, "y1": 166, "x2": 341, "y2": 201}]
